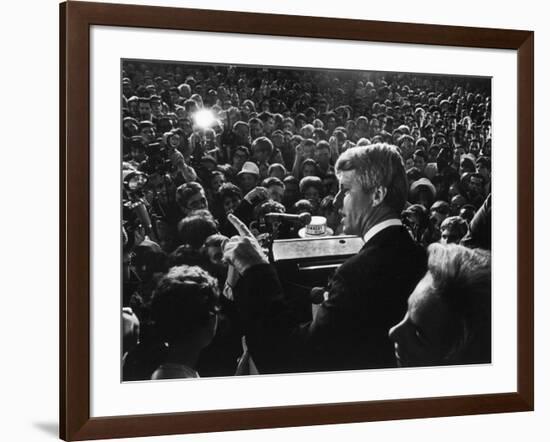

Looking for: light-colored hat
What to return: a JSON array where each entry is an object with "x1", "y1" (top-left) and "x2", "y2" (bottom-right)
[
  {"x1": 298, "y1": 216, "x2": 334, "y2": 238},
  {"x1": 410, "y1": 178, "x2": 436, "y2": 199},
  {"x1": 237, "y1": 161, "x2": 260, "y2": 177}
]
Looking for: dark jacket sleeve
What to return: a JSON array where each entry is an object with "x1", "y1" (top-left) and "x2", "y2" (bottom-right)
[{"x1": 233, "y1": 261, "x2": 365, "y2": 374}]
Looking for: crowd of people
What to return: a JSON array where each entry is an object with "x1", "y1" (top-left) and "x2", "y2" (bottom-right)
[{"x1": 121, "y1": 61, "x2": 492, "y2": 380}]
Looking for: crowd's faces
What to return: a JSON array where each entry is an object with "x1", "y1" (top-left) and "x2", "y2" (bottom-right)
[
  {"x1": 436, "y1": 150, "x2": 451, "y2": 171},
  {"x1": 302, "y1": 163, "x2": 318, "y2": 177},
  {"x1": 400, "y1": 139, "x2": 415, "y2": 160},
  {"x1": 223, "y1": 195, "x2": 241, "y2": 215},
  {"x1": 210, "y1": 174, "x2": 226, "y2": 193},
  {"x1": 232, "y1": 150, "x2": 248, "y2": 171},
  {"x1": 303, "y1": 186, "x2": 321, "y2": 208},
  {"x1": 301, "y1": 142, "x2": 315, "y2": 160},
  {"x1": 185, "y1": 190, "x2": 208, "y2": 213},
  {"x1": 253, "y1": 148, "x2": 269, "y2": 164},
  {"x1": 322, "y1": 176, "x2": 339, "y2": 196},
  {"x1": 283, "y1": 182, "x2": 299, "y2": 207},
  {"x1": 453, "y1": 147, "x2": 466, "y2": 166},
  {"x1": 326, "y1": 117, "x2": 337, "y2": 134},
  {"x1": 388, "y1": 273, "x2": 455, "y2": 367},
  {"x1": 314, "y1": 147, "x2": 331, "y2": 169},
  {"x1": 267, "y1": 185, "x2": 285, "y2": 203},
  {"x1": 234, "y1": 125, "x2": 250, "y2": 144},
  {"x1": 250, "y1": 122, "x2": 264, "y2": 139},
  {"x1": 128, "y1": 101, "x2": 139, "y2": 117},
  {"x1": 469, "y1": 140, "x2": 481, "y2": 157},
  {"x1": 283, "y1": 120, "x2": 295, "y2": 132},
  {"x1": 469, "y1": 176, "x2": 484, "y2": 196},
  {"x1": 140, "y1": 126, "x2": 156, "y2": 144},
  {"x1": 450, "y1": 195, "x2": 466, "y2": 216},
  {"x1": 369, "y1": 119, "x2": 380, "y2": 137},
  {"x1": 179, "y1": 119, "x2": 193, "y2": 137},
  {"x1": 150, "y1": 100, "x2": 162, "y2": 117},
  {"x1": 271, "y1": 133, "x2": 284, "y2": 149},
  {"x1": 476, "y1": 163, "x2": 490, "y2": 181},
  {"x1": 239, "y1": 173, "x2": 257, "y2": 194},
  {"x1": 429, "y1": 207, "x2": 447, "y2": 230},
  {"x1": 301, "y1": 125, "x2": 314, "y2": 139},
  {"x1": 335, "y1": 171, "x2": 373, "y2": 237},
  {"x1": 131, "y1": 147, "x2": 146, "y2": 163},
  {"x1": 440, "y1": 226, "x2": 461, "y2": 245},
  {"x1": 413, "y1": 154, "x2": 426, "y2": 172},
  {"x1": 203, "y1": 130, "x2": 217, "y2": 150},
  {"x1": 263, "y1": 116, "x2": 276, "y2": 135},
  {"x1": 123, "y1": 121, "x2": 139, "y2": 138},
  {"x1": 403, "y1": 213, "x2": 422, "y2": 241},
  {"x1": 138, "y1": 101, "x2": 152, "y2": 120}
]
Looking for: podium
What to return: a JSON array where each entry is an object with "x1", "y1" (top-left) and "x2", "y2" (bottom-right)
[{"x1": 271, "y1": 235, "x2": 364, "y2": 321}]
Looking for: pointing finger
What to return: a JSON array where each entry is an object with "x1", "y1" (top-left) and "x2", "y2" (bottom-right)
[{"x1": 227, "y1": 213, "x2": 254, "y2": 238}]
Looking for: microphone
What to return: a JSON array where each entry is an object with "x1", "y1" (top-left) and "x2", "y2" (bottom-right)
[{"x1": 264, "y1": 212, "x2": 312, "y2": 226}]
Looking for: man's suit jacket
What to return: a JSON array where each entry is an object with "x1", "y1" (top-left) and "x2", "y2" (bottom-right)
[{"x1": 233, "y1": 225, "x2": 427, "y2": 374}]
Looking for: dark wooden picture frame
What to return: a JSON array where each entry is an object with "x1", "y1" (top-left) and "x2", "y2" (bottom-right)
[{"x1": 60, "y1": 1, "x2": 534, "y2": 440}]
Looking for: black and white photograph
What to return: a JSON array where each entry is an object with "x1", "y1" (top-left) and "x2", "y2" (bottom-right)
[{"x1": 121, "y1": 60, "x2": 492, "y2": 381}]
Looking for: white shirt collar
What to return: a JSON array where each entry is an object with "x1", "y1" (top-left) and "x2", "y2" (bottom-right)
[{"x1": 363, "y1": 218, "x2": 402, "y2": 244}]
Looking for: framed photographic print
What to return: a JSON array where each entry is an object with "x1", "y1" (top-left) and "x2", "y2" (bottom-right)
[{"x1": 60, "y1": 1, "x2": 534, "y2": 440}]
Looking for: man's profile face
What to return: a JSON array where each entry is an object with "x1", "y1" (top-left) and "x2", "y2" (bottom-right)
[
  {"x1": 335, "y1": 170, "x2": 373, "y2": 236},
  {"x1": 388, "y1": 272, "x2": 454, "y2": 367}
]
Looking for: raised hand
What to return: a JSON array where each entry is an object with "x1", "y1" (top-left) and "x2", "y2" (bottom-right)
[{"x1": 223, "y1": 213, "x2": 269, "y2": 275}]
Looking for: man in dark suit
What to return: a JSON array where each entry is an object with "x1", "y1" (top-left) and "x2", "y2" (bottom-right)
[{"x1": 223, "y1": 143, "x2": 427, "y2": 374}]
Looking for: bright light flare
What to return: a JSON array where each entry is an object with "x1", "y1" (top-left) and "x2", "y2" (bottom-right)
[{"x1": 193, "y1": 109, "x2": 215, "y2": 129}]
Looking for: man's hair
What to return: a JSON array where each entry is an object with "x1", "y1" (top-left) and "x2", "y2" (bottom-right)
[
  {"x1": 261, "y1": 176, "x2": 285, "y2": 190},
  {"x1": 427, "y1": 243, "x2": 491, "y2": 365},
  {"x1": 267, "y1": 163, "x2": 287, "y2": 177},
  {"x1": 440, "y1": 216, "x2": 469, "y2": 238},
  {"x1": 233, "y1": 145, "x2": 250, "y2": 158},
  {"x1": 232, "y1": 120, "x2": 249, "y2": 132},
  {"x1": 314, "y1": 140, "x2": 331, "y2": 153},
  {"x1": 251, "y1": 136, "x2": 274, "y2": 156},
  {"x1": 175, "y1": 182, "x2": 205, "y2": 210},
  {"x1": 413, "y1": 149, "x2": 428, "y2": 161},
  {"x1": 150, "y1": 265, "x2": 220, "y2": 343},
  {"x1": 313, "y1": 128, "x2": 328, "y2": 141},
  {"x1": 476, "y1": 156, "x2": 491, "y2": 171},
  {"x1": 177, "y1": 209, "x2": 218, "y2": 250},
  {"x1": 292, "y1": 198, "x2": 314, "y2": 214},
  {"x1": 299, "y1": 175, "x2": 323, "y2": 194},
  {"x1": 335, "y1": 143, "x2": 408, "y2": 214},
  {"x1": 258, "y1": 111, "x2": 274, "y2": 123},
  {"x1": 217, "y1": 183, "x2": 242, "y2": 201}
]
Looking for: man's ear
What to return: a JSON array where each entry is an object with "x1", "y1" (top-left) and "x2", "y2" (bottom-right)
[{"x1": 371, "y1": 186, "x2": 388, "y2": 207}]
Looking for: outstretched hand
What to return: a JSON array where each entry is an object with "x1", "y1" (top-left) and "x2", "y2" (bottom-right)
[{"x1": 223, "y1": 213, "x2": 269, "y2": 275}]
